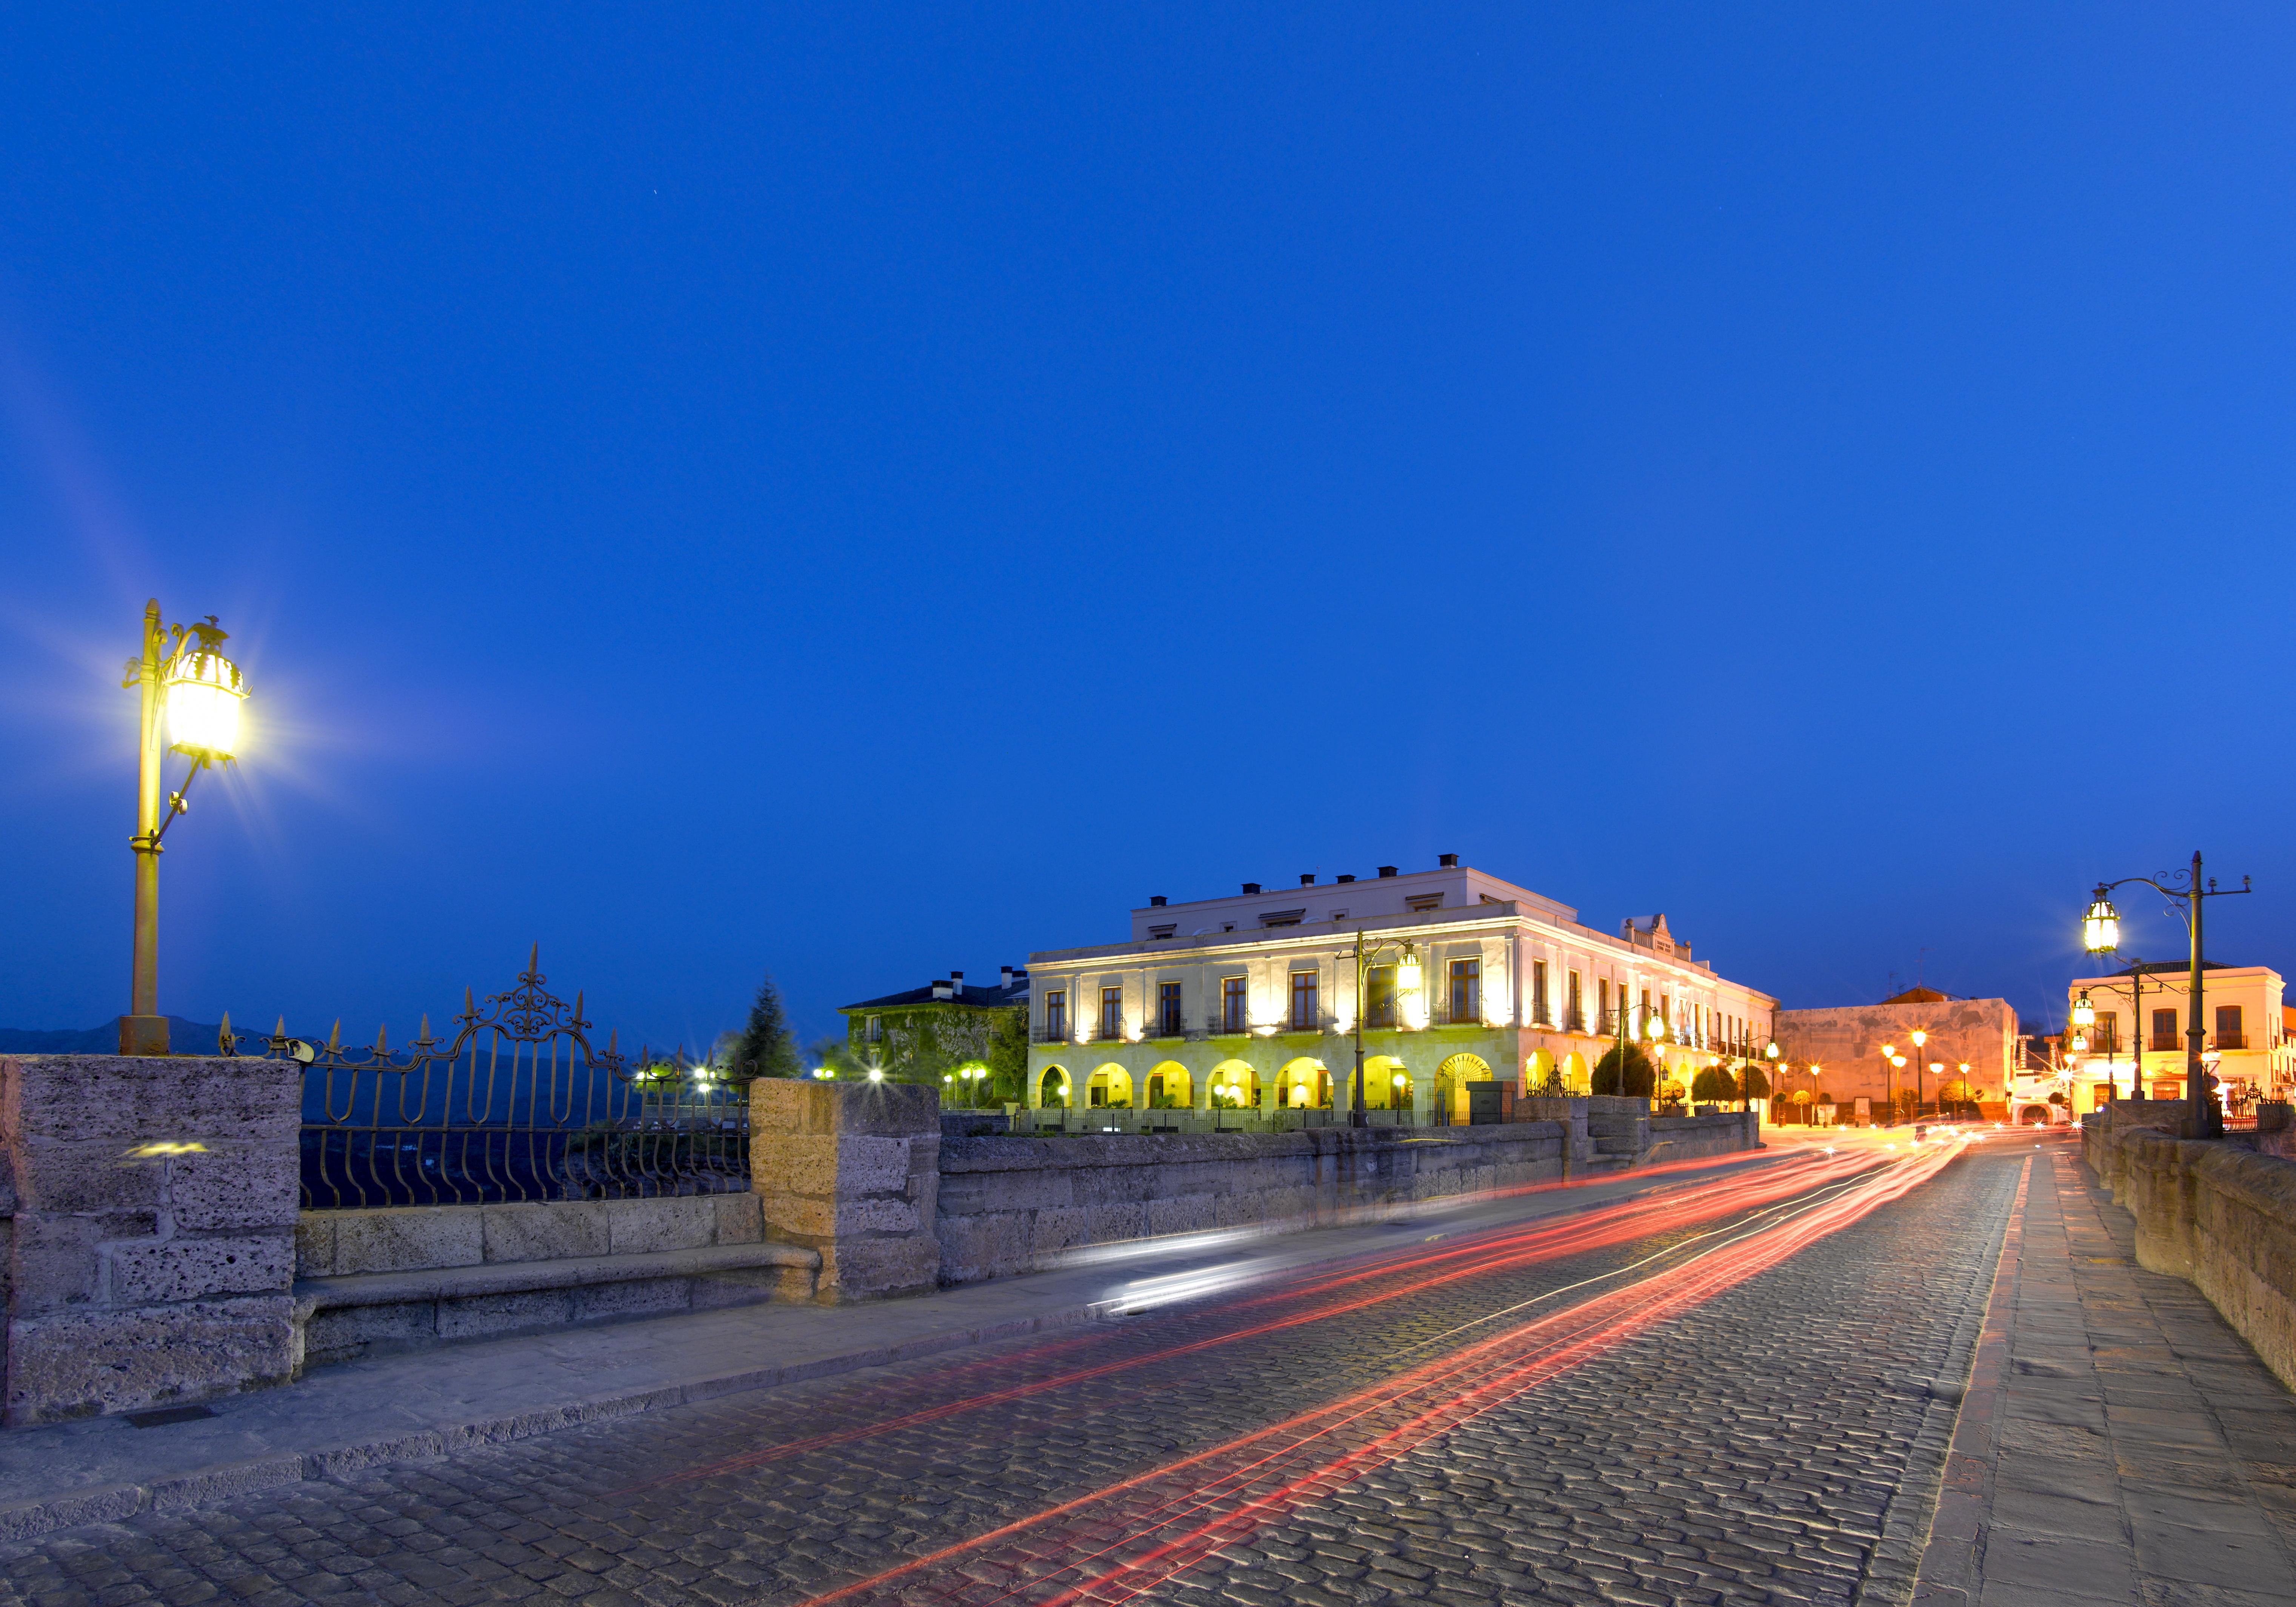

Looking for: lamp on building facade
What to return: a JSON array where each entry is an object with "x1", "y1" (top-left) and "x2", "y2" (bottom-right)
[
  {"x1": 120, "y1": 602, "x2": 248, "y2": 1056},
  {"x1": 1348, "y1": 931, "x2": 1421, "y2": 1128}
]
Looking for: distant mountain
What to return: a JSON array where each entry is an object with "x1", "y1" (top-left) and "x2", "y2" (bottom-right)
[{"x1": 0, "y1": 1016, "x2": 225, "y2": 1054}]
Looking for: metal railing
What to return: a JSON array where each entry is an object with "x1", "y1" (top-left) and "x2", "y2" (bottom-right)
[
  {"x1": 1031, "y1": 1022, "x2": 1072, "y2": 1045},
  {"x1": 223, "y1": 951, "x2": 748, "y2": 1209}
]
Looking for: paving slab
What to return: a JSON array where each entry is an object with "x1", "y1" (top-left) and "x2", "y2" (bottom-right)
[
  {"x1": 0, "y1": 1145, "x2": 1786, "y2": 1542},
  {"x1": 1915, "y1": 1136, "x2": 2296, "y2": 1607}
]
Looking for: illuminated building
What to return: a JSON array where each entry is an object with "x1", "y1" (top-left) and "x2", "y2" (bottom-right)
[
  {"x1": 1021, "y1": 857, "x2": 1777, "y2": 1122},
  {"x1": 2060, "y1": 960, "x2": 2291, "y2": 1114},
  {"x1": 1772, "y1": 987, "x2": 2019, "y2": 1121}
]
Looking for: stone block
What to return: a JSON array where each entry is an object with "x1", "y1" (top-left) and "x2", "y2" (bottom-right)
[
  {"x1": 691, "y1": 1263, "x2": 809, "y2": 1307},
  {"x1": 5, "y1": 1296, "x2": 297, "y2": 1425},
  {"x1": 571, "y1": 1278, "x2": 689, "y2": 1322},
  {"x1": 1145, "y1": 1194, "x2": 1218, "y2": 1239},
  {"x1": 1084, "y1": 1202, "x2": 1150, "y2": 1245},
  {"x1": 436, "y1": 1290, "x2": 571, "y2": 1342},
  {"x1": 294, "y1": 1213, "x2": 335, "y2": 1278},
  {"x1": 712, "y1": 1191, "x2": 763, "y2": 1244},
  {"x1": 108, "y1": 1235, "x2": 293, "y2": 1304},
  {"x1": 820, "y1": 1235, "x2": 939, "y2": 1304},
  {"x1": 481, "y1": 1202, "x2": 607, "y2": 1264},
  {"x1": 603, "y1": 1197, "x2": 717, "y2": 1255},
  {"x1": 167, "y1": 1145, "x2": 299, "y2": 1232},
  {"x1": 9, "y1": 1213, "x2": 136, "y2": 1316},
  {"x1": 0, "y1": 1055, "x2": 300, "y2": 1145},
  {"x1": 5, "y1": 1138, "x2": 165, "y2": 1213},
  {"x1": 301, "y1": 1299, "x2": 435, "y2": 1361},
  {"x1": 329, "y1": 1206, "x2": 484, "y2": 1275}
]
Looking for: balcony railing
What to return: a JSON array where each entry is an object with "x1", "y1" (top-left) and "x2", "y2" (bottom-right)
[
  {"x1": 1209, "y1": 1014, "x2": 1250, "y2": 1037},
  {"x1": 1432, "y1": 1003, "x2": 1485, "y2": 1027},
  {"x1": 1032, "y1": 1023, "x2": 1071, "y2": 1045},
  {"x1": 2150, "y1": 1035, "x2": 2182, "y2": 1052},
  {"x1": 1092, "y1": 1017, "x2": 1126, "y2": 1042},
  {"x1": 2218, "y1": 1033, "x2": 2249, "y2": 1051},
  {"x1": 1280, "y1": 1013, "x2": 1330, "y2": 1034}
]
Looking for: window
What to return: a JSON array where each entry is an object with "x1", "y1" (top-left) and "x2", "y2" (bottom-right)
[
  {"x1": 1149, "y1": 924, "x2": 1177, "y2": 940},
  {"x1": 1366, "y1": 965, "x2": 1397, "y2": 1028},
  {"x1": 1290, "y1": 971, "x2": 1319, "y2": 1029},
  {"x1": 2151, "y1": 1008, "x2": 2180, "y2": 1051},
  {"x1": 2216, "y1": 1005, "x2": 2245, "y2": 1050},
  {"x1": 1567, "y1": 971, "x2": 1584, "y2": 1031},
  {"x1": 1597, "y1": 978, "x2": 1610, "y2": 1032},
  {"x1": 1099, "y1": 986, "x2": 1123, "y2": 1040},
  {"x1": 1405, "y1": 892, "x2": 1444, "y2": 912},
  {"x1": 2089, "y1": 1012, "x2": 2118, "y2": 1055},
  {"x1": 1531, "y1": 960, "x2": 1550, "y2": 1025},
  {"x1": 1448, "y1": 958, "x2": 1480, "y2": 1024},
  {"x1": 1044, "y1": 992, "x2": 1066, "y2": 1040},
  {"x1": 1159, "y1": 981, "x2": 1183, "y2": 1037},
  {"x1": 865, "y1": 1015, "x2": 882, "y2": 1043},
  {"x1": 1222, "y1": 976, "x2": 1248, "y2": 1034}
]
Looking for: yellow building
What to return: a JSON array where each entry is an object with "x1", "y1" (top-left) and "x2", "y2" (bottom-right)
[
  {"x1": 1023, "y1": 857, "x2": 1777, "y2": 1126},
  {"x1": 2064, "y1": 960, "x2": 2293, "y2": 1114}
]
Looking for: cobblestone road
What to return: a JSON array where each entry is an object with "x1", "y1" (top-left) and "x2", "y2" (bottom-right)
[{"x1": 1, "y1": 1145, "x2": 2027, "y2": 1607}]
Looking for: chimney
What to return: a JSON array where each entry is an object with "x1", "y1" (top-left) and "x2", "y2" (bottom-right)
[
  {"x1": 950, "y1": 970, "x2": 964, "y2": 993},
  {"x1": 1299, "y1": 873, "x2": 1315, "y2": 885},
  {"x1": 1000, "y1": 965, "x2": 1014, "y2": 988},
  {"x1": 931, "y1": 978, "x2": 954, "y2": 1000},
  {"x1": 1377, "y1": 866, "x2": 1398, "y2": 878},
  {"x1": 1149, "y1": 895, "x2": 1168, "y2": 907},
  {"x1": 1336, "y1": 874, "x2": 1356, "y2": 884},
  {"x1": 1439, "y1": 853, "x2": 1459, "y2": 869},
  {"x1": 1242, "y1": 882, "x2": 1261, "y2": 894}
]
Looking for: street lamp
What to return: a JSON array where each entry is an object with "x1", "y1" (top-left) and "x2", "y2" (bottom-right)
[
  {"x1": 120, "y1": 603, "x2": 248, "y2": 1056},
  {"x1": 1910, "y1": 1028, "x2": 1930, "y2": 1114},
  {"x1": 1349, "y1": 931, "x2": 1422, "y2": 1128},
  {"x1": 2081, "y1": 854, "x2": 2250, "y2": 1138}
]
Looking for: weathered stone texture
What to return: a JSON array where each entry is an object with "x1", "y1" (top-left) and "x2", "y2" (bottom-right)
[
  {"x1": 2090, "y1": 1123, "x2": 2296, "y2": 1390},
  {"x1": 1, "y1": 1054, "x2": 301, "y2": 1424},
  {"x1": 750, "y1": 1079, "x2": 942, "y2": 1303}
]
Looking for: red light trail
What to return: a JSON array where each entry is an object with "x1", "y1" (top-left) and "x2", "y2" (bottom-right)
[
  {"x1": 789, "y1": 1140, "x2": 1966, "y2": 1607},
  {"x1": 615, "y1": 1146, "x2": 1888, "y2": 1498}
]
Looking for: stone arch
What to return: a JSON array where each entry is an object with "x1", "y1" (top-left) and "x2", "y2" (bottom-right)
[
  {"x1": 1038, "y1": 1065, "x2": 1071, "y2": 1107},
  {"x1": 1147, "y1": 1060, "x2": 1191, "y2": 1109},
  {"x1": 1522, "y1": 1048, "x2": 1556, "y2": 1094},
  {"x1": 1363, "y1": 1054, "x2": 1411, "y2": 1110},
  {"x1": 2017, "y1": 1103, "x2": 2052, "y2": 1126},
  {"x1": 1278, "y1": 1057, "x2": 1330, "y2": 1110},
  {"x1": 1088, "y1": 1063, "x2": 1133, "y2": 1109},
  {"x1": 1210, "y1": 1059, "x2": 1257, "y2": 1108},
  {"x1": 1435, "y1": 1052, "x2": 1489, "y2": 1122},
  {"x1": 1561, "y1": 1051, "x2": 1589, "y2": 1093}
]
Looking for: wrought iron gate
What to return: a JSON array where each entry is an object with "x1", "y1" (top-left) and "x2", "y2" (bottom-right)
[{"x1": 223, "y1": 950, "x2": 748, "y2": 1208}]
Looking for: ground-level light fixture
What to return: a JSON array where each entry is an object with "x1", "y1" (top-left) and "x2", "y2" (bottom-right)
[
  {"x1": 867, "y1": 1068, "x2": 884, "y2": 1083},
  {"x1": 120, "y1": 602, "x2": 250, "y2": 1055}
]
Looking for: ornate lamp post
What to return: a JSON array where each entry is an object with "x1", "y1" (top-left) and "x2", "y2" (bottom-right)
[
  {"x1": 2081, "y1": 854, "x2": 2250, "y2": 1138},
  {"x1": 120, "y1": 602, "x2": 248, "y2": 1056},
  {"x1": 1349, "y1": 931, "x2": 1422, "y2": 1128}
]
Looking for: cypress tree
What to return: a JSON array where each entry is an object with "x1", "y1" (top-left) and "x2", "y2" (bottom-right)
[{"x1": 733, "y1": 971, "x2": 800, "y2": 1079}]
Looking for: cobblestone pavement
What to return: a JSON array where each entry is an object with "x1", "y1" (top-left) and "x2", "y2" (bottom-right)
[{"x1": 0, "y1": 1145, "x2": 2027, "y2": 1607}]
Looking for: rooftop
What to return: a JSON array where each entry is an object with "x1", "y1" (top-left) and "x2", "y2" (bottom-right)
[{"x1": 841, "y1": 970, "x2": 1029, "y2": 1012}]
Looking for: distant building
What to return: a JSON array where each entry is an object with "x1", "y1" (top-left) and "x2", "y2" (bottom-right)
[
  {"x1": 838, "y1": 967, "x2": 1030, "y2": 1094},
  {"x1": 2061, "y1": 960, "x2": 2292, "y2": 1113},
  {"x1": 1772, "y1": 987, "x2": 2019, "y2": 1119},
  {"x1": 1022, "y1": 857, "x2": 1777, "y2": 1123}
]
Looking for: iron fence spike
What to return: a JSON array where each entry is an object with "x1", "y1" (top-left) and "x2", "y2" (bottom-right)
[
  {"x1": 274, "y1": 1014, "x2": 286, "y2": 1038},
  {"x1": 375, "y1": 1023, "x2": 388, "y2": 1055},
  {"x1": 528, "y1": 941, "x2": 539, "y2": 974},
  {"x1": 327, "y1": 1019, "x2": 342, "y2": 1052},
  {"x1": 418, "y1": 1013, "x2": 430, "y2": 1041}
]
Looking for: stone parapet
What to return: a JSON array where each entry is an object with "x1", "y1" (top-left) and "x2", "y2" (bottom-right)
[
  {"x1": 1, "y1": 1054, "x2": 301, "y2": 1425},
  {"x1": 2101, "y1": 1129, "x2": 2296, "y2": 1390},
  {"x1": 750, "y1": 1079, "x2": 941, "y2": 1303}
]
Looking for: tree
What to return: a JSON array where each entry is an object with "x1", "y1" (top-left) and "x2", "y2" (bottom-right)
[
  {"x1": 984, "y1": 1008, "x2": 1028, "y2": 1104},
  {"x1": 806, "y1": 1034, "x2": 859, "y2": 1079},
  {"x1": 732, "y1": 971, "x2": 800, "y2": 1079},
  {"x1": 1737, "y1": 1060, "x2": 1771, "y2": 1111},
  {"x1": 1590, "y1": 1042, "x2": 1657, "y2": 1098},
  {"x1": 1690, "y1": 1065, "x2": 1736, "y2": 1106}
]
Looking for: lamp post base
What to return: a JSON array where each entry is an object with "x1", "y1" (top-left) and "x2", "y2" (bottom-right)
[{"x1": 117, "y1": 1015, "x2": 170, "y2": 1056}]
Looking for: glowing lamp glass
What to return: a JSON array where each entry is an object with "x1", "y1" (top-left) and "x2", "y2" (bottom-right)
[
  {"x1": 165, "y1": 652, "x2": 246, "y2": 760},
  {"x1": 1394, "y1": 955, "x2": 1423, "y2": 996},
  {"x1": 2082, "y1": 895, "x2": 2120, "y2": 953},
  {"x1": 1910, "y1": 1030, "x2": 1927, "y2": 1047},
  {"x1": 2072, "y1": 992, "x2": 2095, "y2": 1026}
]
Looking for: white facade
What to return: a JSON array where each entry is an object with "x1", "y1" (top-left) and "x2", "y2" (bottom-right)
[
  {"x1": 2062, "y1": 962, "x2": 2293, "y2": 1114},
  {"x1": 1024, "y1": 861, "x2": 1779, "y2": 1122}
]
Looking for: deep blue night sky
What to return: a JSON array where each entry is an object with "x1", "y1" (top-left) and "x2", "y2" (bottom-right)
[{"x1": 5, "y1": 6, "x2": 2293, "y2": 1051}]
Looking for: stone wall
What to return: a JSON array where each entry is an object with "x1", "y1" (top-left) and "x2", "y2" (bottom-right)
[
  {"x1": 750, "y1": 1079, "x2": 941, "y2": 1303},
  {"x1": 0, "y1": 1054, "x2": 301, "y2": 1425},
  {"x1": 1773, "y1": 998, "x2": 2018, "y2": 1108},
  {"x1": 934, "y1": 1109, "x2": 1759, "y2": 1286},
  {"x1": 2095, "y1": 1129, "x2": 2296, "y2": 1391},
  {"x1": 294, "y1": 1194, "x2": 766, "y2": 1278}
]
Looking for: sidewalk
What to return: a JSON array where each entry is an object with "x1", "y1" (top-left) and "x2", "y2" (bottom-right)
[
  {"x1": 1916, "y1": 1135, "x2": 2296, "y2": 1607},
  {"x1": 0, "y1": 1147, "x2": 1782, "y2": 1543}
]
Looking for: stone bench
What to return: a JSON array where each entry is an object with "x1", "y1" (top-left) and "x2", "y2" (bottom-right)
[
  {"x1": 295, "y1": 1240, "x2": 820, "y2": 1365},
  {"x1": 293, "y1": 1193, "x2": 819, "y2": 1365}
]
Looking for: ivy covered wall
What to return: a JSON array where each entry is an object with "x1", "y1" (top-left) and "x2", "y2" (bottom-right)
[{"x1": 844, "y1": 1001, "x2": 1028, "y2": 1099}]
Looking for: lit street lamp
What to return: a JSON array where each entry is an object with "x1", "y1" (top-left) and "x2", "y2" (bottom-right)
[
  {"x1": 2082, "y1": 852, "x2": 2250, "y2": 1139},
  {"x1": 1349, "y1": 930, "x2": 1421, "y2": 1128},
  {"x1": 120, "y1": 601, "x2": 248, "y2": 1056}
]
